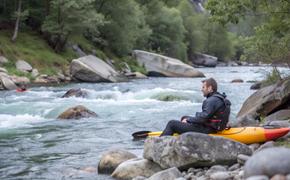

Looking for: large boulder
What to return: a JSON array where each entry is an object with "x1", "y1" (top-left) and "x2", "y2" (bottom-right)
[
  {"x1": 143, "y1": 132, "x2": 252, "y2": 170},
  {"x1": 70, "y1": 55, "x2": 127, "y2": 83},
  {"x1": 133, "y1": 50, "x2": 204, "y2": 77},
  {"x1": 57, "y1": 105, "x2": 97, "y2": 120},
  {"x1": 235, "y1": 79, "x2": 290, "y2": 126},
  {"x1": 61, "y1": 88, "x2": 88, "y2": 98},
  {"x1": 98, "y1": 149, "x2": 137, "y2": 174},
  {"x1": 244, "y1": 147, "x2": 290, "y2": 178},
  {"x1": 111, "y1": 158, "x2": 162, "y2": 180},
  {"x1": 0, "y1": 72, "x2": 17, "y2": 90},
  {"x1": 190, "y1": 53, "x2": 218, "y2": 67},
  {"x1": 16, "y1": 60, "x2": 33, "y2": 72}
]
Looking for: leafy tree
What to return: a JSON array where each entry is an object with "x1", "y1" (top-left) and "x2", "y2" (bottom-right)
[
  {"x1": 96, "y1": 0, "x2": 151, "y2": 56},
  {"x1": 42, "y1": 0, "x2": 104, "y2": 52},
  {"x1": 200, "y1": 18, "x2": 234, "y2": 60},
  {"x1": 177, "y1": 0, "x2": 203, "y2": 58},
  {"x1": 143, "y1": 1, "x2": 187, "y2": 60},
  {"x1": 206, "y1": 0, "x2": 290, "y2": 63}
]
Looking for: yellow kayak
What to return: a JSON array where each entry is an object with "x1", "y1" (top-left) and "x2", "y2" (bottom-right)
[{"x1": 132, "y1": 127, "x2": 290, "y2": 144}]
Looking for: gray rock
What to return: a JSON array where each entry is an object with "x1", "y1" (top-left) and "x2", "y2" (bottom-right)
[
  {"x1": 250, "y1": 81, "x2": 262, "y2": 90},
  {"x1": 249, "y1": 144, "x2": 261, "y2": 153},
  {"x1": 98, "y1": 149, "x2": 137, "y2": 174},
  {"x1": 286, "y1": 174, "x2": 290, "y2": 180},
  {"x1": 33, "y1": 74, "x2": 59, "y2": 84},
  {"x1": 57, "y1": 105, "x2": 97, "y2": 120},
  {"x1": 0, "y1": 67, "x2": 7, "y2": 73},
  {"x1": 111, "y1": 158, "x2": 162, "y2": 179},
  {"x1": 175, "y1": 178, "x2": 186, "y2": 180},
  {"x1": 143, "y1": 132, "x2": 252, "y2": 170},
  {"x1": 16, "y1": 60, "x2": 33, "y2": 72},
  {"x1": 237, "y1": 154, "x2": 250, "y2": 165},
  {"x1": 209, "y1": 171, "x2": 232, "y2": 180},
  {"x1": 271, "y1": 174, "x2": 287, "y2": 180},
  {"x1": 147, "y1": 167, "x2": 182, "y2": 180},
  {"x1": 265, "y1": 110, "x2": 290, "y2": 123},
  {"x1": 70, "y1": 55, "x2": 127, "y2": 83},
  {"x1": 228, "y1": 61, "x2": 239, "y2": 66},
  {"x1": 235, "y1": 79, "x2": 290, "y2": 126},
  {"x1": 231, "y1": 79, "x2": 244, "y2": 83},
  {"x1": 0, "y1": 73, "x2": 17, "y2": 90},
  {"x1": 267, "y1": 120, "x2": 290, "y2": 128},
  {"x1": 190, "y1": 53, "x2": 218, "y2": 67},
  {"x1": 0, "y1": 56, "x2": 9, "y2": 65},
  {"x1": 209, "y1": 165, "x2": 228, "y2": 172},
  {"x1": 246, "y1": 175, "x2": 269, "y2": 180},
  {"x1": 31, "y1": 68, "x2": 39, "y2": 77},
  {"x1": 132, "y1": 176, "x2": 146, "y2": 180},
  {"x1": 244, "y1": 147, "x2": 290, "y2": 178},
  {"x1": 61, "y1": 88, "x2": 88, "y2": 98},
  {"x1": 255, "y1": 141, "x2": 275, "y2": 153},
  {"x1": 229, "y1": 163, "x2": 240, "y2": 171},
  {"x1": 133, "y1": 50, "x2": 205, "y2": 77},
  {"x1": 10, "y1": 75, "x2": 30, "y2": 84},
  {"x1": 125, "y1": 72, "x2": 147, "y2": 79}
]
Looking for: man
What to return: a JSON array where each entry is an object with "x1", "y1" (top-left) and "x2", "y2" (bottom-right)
[{"x1": 160, "y1": 78, "x2": 231, "y2": 136}]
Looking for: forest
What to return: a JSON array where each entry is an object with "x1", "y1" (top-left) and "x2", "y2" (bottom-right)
[{"x1": 0, "y1": 0, "x2": 289, "y2": 75}]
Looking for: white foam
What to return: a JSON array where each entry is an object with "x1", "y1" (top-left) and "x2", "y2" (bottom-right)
[
  {"x1": 0, "y1": 114, "x2": 49, "y2": 129},
  {"x1": 87, "y1": 87, "x2": 196, "y2": 102}
]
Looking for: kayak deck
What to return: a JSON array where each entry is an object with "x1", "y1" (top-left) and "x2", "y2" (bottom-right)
[{"x1": 139, "y1": 127, "x2": 290, "y2": 144}]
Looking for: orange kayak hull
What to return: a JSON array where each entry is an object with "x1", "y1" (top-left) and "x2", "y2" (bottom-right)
[{"x1": 147, "y1": 127, "x2": 290, "y2": 144}]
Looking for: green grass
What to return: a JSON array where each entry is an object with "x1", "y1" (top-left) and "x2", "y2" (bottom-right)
[
  {"x1": 0, "y1": 30, "x2": 73, "y2": 75},
  {"x1": 0, "y1": 30, "x2": 146, "y2": 77}
]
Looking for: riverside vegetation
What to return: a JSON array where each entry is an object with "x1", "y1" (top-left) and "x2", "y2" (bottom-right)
[{"x1": 0, "y1": 0, "x2": 289, "y2": 85}]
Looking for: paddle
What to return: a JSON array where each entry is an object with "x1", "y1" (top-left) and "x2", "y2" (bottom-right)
[{"x1": 132, "y1": 131, "x2": 152, "y2": 139}]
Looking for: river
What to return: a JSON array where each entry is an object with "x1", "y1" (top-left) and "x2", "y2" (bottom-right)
[{"x1": 0, "y1": 66, "x2": 289, "y2": 179}]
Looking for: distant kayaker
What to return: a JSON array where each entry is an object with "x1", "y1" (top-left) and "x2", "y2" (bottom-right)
[
  {"x1": 160, "y1": 78, "x2": 231, "y2": 136},
  {"x1": 16, "y1": 84, "x2": 27, "y2": 92}
]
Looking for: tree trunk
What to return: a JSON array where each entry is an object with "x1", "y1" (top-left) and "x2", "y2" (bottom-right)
[
  {"x1": 11, "y1": 0, "x2": 22, "y2": 42},
  {"x1": 45, "y1": 0, "x2": 50, "y2": 16}
]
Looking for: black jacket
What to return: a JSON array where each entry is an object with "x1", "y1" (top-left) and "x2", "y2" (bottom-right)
[{"x1": 185, "y1": 92, "x2": 227, "y2": 124}]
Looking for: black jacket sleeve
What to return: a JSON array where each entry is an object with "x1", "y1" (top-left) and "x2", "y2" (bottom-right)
[{"x1": 186, "y1": 97, "x2": 219, "y2": 124}]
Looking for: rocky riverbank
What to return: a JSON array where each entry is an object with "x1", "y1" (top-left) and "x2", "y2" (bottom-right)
[
  {"x1": 0, "y1": 50, "x2": 274, "y2": 91},
  {"x1": 98, "y1": 78, "x2": 290, "y2": 180}
]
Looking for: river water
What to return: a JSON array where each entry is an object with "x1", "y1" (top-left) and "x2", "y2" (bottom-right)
[{"x1": 0, "y1": 66, "x2": 289, "y2": 180}]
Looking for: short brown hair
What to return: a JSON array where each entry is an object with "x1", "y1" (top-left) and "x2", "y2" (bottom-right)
[{"x1": 202, "y1": 78, "x2": 217, "y2": 92}]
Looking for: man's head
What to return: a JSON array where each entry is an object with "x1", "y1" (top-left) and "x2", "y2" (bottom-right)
[{"x1": 201, "y1": 78, "x2": 217, "y2": 97}]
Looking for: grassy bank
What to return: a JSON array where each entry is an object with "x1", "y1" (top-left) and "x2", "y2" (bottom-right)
[
  {"x1": 0, "y1": 30, "x2": 146, "y2": 78},
  {"x1": 0, "y1": 30, "x2": 76, "y2": 76}
]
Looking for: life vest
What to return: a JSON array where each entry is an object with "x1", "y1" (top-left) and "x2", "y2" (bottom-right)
[{"x1": 206, "y1": 94, "x2": 231, "y2": 131}]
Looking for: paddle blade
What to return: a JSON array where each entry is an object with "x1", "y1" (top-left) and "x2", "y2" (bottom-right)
[{"x1": 132, "y1": 131, "x2": 151, "y2": 139}]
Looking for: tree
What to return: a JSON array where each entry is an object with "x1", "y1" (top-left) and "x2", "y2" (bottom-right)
[
  {"x1": 143, "y1": 1, "x2": 187, "y2": 60},
  {"x1": 177, "y1": 0, "x2": 203, "y2": 58},
  {"x1": 95, "y1": 0, "x2": 151, "y2": 56},
  {"x1": 10, "y1": 0, "x2": 29, "y2": 42},
  {"x1": 42, "y1": 0, "x2": 104, "y2": 52},
  {"x1": 206, "y1": 0, "x2": 290, "y2": 63}
]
